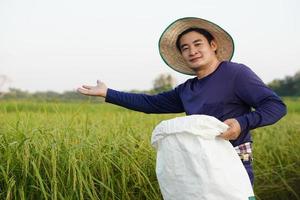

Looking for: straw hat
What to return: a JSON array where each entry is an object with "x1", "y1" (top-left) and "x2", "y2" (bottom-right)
[{"x1": 159, "y1": 17, "x2": 234, "y2": 75}]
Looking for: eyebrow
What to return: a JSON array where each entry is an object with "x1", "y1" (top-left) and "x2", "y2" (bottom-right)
[
  {"x1": 192, "y1": 39, "x2": 203, "y2": 43},
  {"x1": 180, "y1": 39, "x2": 204, "y2": 49}
]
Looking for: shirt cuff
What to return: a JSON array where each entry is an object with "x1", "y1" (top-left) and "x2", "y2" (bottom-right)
[
  {"x1": 105, "y1": 88, "x2": 118, "y2": 104},
  {"x1": 235, "y1": 116, "x2": 248, "y2": 133}
]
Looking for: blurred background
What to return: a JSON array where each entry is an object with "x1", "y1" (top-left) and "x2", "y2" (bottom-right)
[{"x1": 0, "y1": 0, "x2": 299, "y2": 96}]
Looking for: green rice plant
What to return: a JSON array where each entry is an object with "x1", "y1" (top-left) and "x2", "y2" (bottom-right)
[
  {"x1": 0, "y1": 100, "x2": 299, "y2": 200},
  {"x1": 253, "y1": 99, "x2": 300, "y2": 200}
]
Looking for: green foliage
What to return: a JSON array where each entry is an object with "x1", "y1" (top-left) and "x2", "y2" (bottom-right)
[
  {"x1": 268, "y1": 71, "x2": 300, "y2": 96},
  {"x1": 253, "y1": 102, "x2": 300, "y2": 199},
  {"x1": 1, "y1": 88, "x2": 104, "y2": 103},
  {"x1": 2, "y1": 88, "x2": 31, "y2": 99},
  {"x1": 0, "y1": 73, "x2": 177, "y2": 101},
  {"x1": 151, "y1": 74, "x2": 176, "y2": 94},
  {"x1": 0, "y1": 101, "x2": 178, "y2": 199},
  {"x1": 0, "y1": 100, "x2": 299, "y2": 199},
  {"x1": 129, "y1": 73, "x2": 177, "y2": 94}
]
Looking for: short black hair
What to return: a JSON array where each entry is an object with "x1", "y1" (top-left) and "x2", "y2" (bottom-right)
[{"x1": 176, "y1": 27, "x2": 215, "y2": 52}]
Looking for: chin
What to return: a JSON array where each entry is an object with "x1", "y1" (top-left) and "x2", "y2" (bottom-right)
[{"x1": 188, "y1": 63, "x2": 203, "y2": 70}]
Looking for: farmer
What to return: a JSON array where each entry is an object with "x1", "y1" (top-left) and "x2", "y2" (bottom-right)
[{"x1": 77, "y1": 17, "x2": 287, "y2": 186}]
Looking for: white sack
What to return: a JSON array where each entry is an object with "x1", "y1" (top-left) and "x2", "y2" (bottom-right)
[{"x1": 151, "y1": 115, "x2": 254, "y2": 200}]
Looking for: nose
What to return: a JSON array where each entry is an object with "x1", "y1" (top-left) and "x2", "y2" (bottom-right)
[{"x1": 189, "y1": 46, "x2": 198, "y2": 56}]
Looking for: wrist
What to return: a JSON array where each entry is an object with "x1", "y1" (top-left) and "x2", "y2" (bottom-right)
[{"x1": 102, "y1": 88, "x2": 108, "y2": 98}]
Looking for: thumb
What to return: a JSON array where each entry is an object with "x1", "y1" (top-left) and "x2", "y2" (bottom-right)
[{"x1": 223, "y1": 118, "x2": 235, "y2": 126}]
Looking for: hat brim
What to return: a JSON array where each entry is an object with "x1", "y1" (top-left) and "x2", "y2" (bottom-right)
[{"x1": 159, "y1": 17, "x2": 235, "y2": 75}]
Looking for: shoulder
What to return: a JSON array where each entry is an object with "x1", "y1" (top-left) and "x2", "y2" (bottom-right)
[
  {"x1": 221, "y1": 61, "x2": 257, "y2": 78},
  {"x1": 221, "y1": 61, "x2": 249, "y2": 72},
  {"x1": 179, "y1": 77, "x2": 197, "y2": 86},
  {"x1": 225, "y1": 62, "x2": 266, "y2": 89},
  {"x1": 174, "y1": 77, "x2": 197, "y2": 92}
]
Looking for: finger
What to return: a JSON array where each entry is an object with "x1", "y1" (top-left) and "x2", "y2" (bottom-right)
[
  {"x1": 82, "y1": 85, "x2": 93, "y2": 89},
  {"x1": 217, "y1": 130, "x2": 231, "y2": 140},
  {"x1": 223, "y1": 119, "x2": 230, "y2": 124},
  {"x1": 77, "y1": 88, "x2": 89, "y2": 95},
  {"x1": 223, "y1": 119, "x2": 233, "y2": 126}
]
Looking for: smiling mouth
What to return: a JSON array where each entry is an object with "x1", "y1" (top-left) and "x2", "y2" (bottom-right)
[{"x1": 189, "y1": 57, "x2": 202, "y2": 62}]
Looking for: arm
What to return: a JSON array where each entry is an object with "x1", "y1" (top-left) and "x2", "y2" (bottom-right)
[
  {"x1": 234, "y1": 66, "x2": 287, "y2": 132},
  {"x1": 77, "y1": 80, "x2": 184, "y2": 114},
  {"x1": 219, "y1": 66, "x2": 287, "y2": 140},
  {"x1": 105, "y1": 88, "x2": 184, "y2": 113}
]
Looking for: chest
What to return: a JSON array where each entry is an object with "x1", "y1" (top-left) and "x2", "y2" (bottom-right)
[{"x1": 180, "y1": 79, "x2": 239, "y2": 116}]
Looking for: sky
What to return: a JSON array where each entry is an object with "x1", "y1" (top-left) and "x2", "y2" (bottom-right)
[{"x1": 0, "y1": 0, "x2": 299, "y2": 93}]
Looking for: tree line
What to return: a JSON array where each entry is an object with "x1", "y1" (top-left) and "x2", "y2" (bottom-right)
[
  {"x1": 0, "y1": 71, "x2": 299, "y2": 102},
  {"x1": 0, "y1": 74, "x2": 176, "y2": 102},
  {"x1": 267, "y1": 71, "x2": 300, "y2": 96}
]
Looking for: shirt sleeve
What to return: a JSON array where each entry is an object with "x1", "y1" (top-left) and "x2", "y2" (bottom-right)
[
  {"x1": 105, "y1": 87, "x2": 184, "y2": 114},
  {"x1": 234, "y1": 66, "x2": 287, "y2": 132}
]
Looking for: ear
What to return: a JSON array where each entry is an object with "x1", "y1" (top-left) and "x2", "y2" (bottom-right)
[{"x1": 210, "y1": 40, "x2": 218, "y2": 51}]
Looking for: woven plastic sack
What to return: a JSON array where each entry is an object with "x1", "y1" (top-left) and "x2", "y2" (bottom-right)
[{"x1": 151, "y1": 115, "x2": 255, "y2": 200}]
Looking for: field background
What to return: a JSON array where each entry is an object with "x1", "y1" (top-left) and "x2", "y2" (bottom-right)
[{"x1": 0, "y1": 98, "x2": 299, "y2": 200}]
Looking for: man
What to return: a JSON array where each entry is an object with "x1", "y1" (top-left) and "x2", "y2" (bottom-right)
[{"x1": 77, "y1": 17, "x2": 287, "y2": 185}]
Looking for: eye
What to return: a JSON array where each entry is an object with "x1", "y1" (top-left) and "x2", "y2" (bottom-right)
[
  {"x1": 181, "y1": 47, "x2": 189, "y2": 52},
  {"x1": 195, "y1": 43, "x2": 202, "y2": 46}
]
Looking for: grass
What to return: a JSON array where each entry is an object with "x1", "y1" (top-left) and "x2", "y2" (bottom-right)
[
  {"x1": 253, "y1": 98, "x2": 300, "y2": 199},
  {"x1": 0, "y1": 99, "x2": 299, "y2": 200}
]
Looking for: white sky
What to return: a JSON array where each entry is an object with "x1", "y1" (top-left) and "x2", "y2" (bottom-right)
[{"x1": 0, "y1": 0, "x2": 299, "y2": 93}]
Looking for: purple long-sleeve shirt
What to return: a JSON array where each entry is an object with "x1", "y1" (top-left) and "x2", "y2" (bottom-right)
[{"x1": 105, "y1": 61, "x2": 287, "y2": 146}]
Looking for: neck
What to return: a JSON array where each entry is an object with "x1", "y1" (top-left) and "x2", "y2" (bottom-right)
[{"x1": 195, "y1": 59, "x2": 221, "y2": 79}]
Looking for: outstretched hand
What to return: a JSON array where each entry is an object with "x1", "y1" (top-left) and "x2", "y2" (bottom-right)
[
  {"x1": 77, "y1": 80, "x2": 108, "y2": 97},
  {"x1": 218, "y1": 118, "x2": 241, "y2": 140}
]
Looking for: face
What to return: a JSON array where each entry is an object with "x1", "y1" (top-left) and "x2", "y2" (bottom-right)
[{"x1": 179, "y1": 31, "x2": 218, "y2": 70}]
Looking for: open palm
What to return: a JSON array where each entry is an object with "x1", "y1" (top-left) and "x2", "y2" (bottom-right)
[{"x1": 77, "y1": 80, "x2": 108, "y2": 97}]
